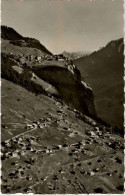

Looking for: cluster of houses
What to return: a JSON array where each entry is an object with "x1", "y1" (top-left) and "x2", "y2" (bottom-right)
[
  {"x1": 54, "y1": 54, "x2": 68, "y2": 61},
  {"x1": 26, "y1": 119, "x2": 48, "y2": 130},
  {"x1": 1, "y1": 102, "x2": 123, "y2": 186},
  {"x1": 18, "y1": 54, "x2": 70, "y2": 63},
  {"x1": 8, "y1": 52, "x2": 74, "y2": 64},
  {"x1": 25, "y1": 108, "x2": 68, "y2": 131},
  {"x1": 6, "y1": 52, "x2": 76, "y2": 73}
]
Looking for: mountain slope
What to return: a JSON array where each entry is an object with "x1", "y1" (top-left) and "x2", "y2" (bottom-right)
[
  {"x1": 1, "y1": 25, "x2": 96, "y2": 118},
  {"x1": 1, "y1": 26, "x2": 52, "y2": 55},
  {"x1": 74, "y1": 38, "x2": 124, "y2": 131},
  {"x1": 1, "y1": 78, "x2": 124, "y2": 194},
  {"x1": 1, "y1": 25, "x2": 124, "y2": 194},
  {"x1": 1, "y1": 39, "x2": 48, "y2": 57},
  {"x1": 1, "y1": 26, "x2": 124, "y2": 194},
  {"x1": 1, "y1": 51, "x2": 96, "y2": 118}
]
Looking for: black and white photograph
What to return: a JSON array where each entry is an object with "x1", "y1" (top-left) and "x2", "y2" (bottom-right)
[{"x1": 1, "y1": 0, "x2": 124, "y2": 194}]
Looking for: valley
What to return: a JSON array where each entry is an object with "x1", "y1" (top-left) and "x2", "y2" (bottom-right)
[{"x1": 1, "y1": 26, "x2": 124, "y2": 194}]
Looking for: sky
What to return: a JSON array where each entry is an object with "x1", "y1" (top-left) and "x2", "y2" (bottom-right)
[{"x1": 1, "y1": 0, "x2": 124, "y2": 54}]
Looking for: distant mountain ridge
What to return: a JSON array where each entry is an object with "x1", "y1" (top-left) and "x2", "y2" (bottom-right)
[
  {"x1": 62, "y1": 51, "x2": 90, "y2": 60},
  {"x1": 1, "y1": 26, "x2": 52, "y2": 55}
]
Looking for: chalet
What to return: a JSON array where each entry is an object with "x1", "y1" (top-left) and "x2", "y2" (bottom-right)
[
  {"x1": 58, "y1": 58, "x2": 65, "y2": 62},
  {"x1": 29, "y1": 55, "x2": 34, "y2": 60},
  {"x1": 26, "y1": 124, "x2": 33, "y2": 129},
  {"x1": 36, "y1": 56, "x2": 41, "y2": 61},
  {"x1": 46, "y1": 57, "x2": 53, "y2": 61}
]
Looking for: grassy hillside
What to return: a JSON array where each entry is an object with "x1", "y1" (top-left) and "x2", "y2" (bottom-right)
[
  {"x1": 1, "y1": 26, "x2": 52, "y2": 55},
  {"x1": 74, "y1": 38, "x2": 124, "y2": 130},
  {"x1": 1, "y1": 78, "x2": 124, "y2": 194},
  {"x1": 1, "y1": 39, "x2": 48, "y2": 57}
]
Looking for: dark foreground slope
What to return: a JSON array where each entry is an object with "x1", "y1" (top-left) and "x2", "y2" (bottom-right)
[
  {"x1": 74, "y1": 38, "x2": 124, "y2": 131},
  {"x1": 1, "y1": 78, "x2": 124, "y2": 194}
]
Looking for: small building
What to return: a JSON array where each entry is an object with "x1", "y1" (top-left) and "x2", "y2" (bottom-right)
[
  {"x1": 36, "y1": 56, "x2": 41, "y2": 61},
  {"x1": 58, "y1": 58, "x2": 65, "y2": 62},
  {"x1": 26, "y1": 124, "x2": 33, "y2": 130},
  {"x1": 30, "y1": 55, "x2": 34, "y2": 60}
]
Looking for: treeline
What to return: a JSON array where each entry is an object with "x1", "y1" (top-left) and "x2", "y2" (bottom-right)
[
  {"x1": 1, "y1": 53, "x2": 47, "y2": 96},
  {"x1": 1, "y1": 26, "x2": 23, "y2": 40}
]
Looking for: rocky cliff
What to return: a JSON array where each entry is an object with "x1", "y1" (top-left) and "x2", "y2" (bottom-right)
[
  {"x1": 32, "y1": 65, "x2": 96, "y2": 117},
  {"x1": 1, "y1": 26, "x2": 96, "y2": 119},
  {"x1": 1, "y1": 52, "x2": 96, "y2": 118}
]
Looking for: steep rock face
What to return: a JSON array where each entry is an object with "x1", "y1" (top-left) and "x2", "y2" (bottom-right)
[
  {"x1": 32, "y1": 65, "x2": 96, "y2": 117},
  {"x1": 1, "y1": 52, "x2": 96, "y2": 118},
  {"x1": 74, "y1": 38, "x2": 124, "y2": 130},
  {"x1": 1, "y1": 25, "x2": 96, "y2": 119}
]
